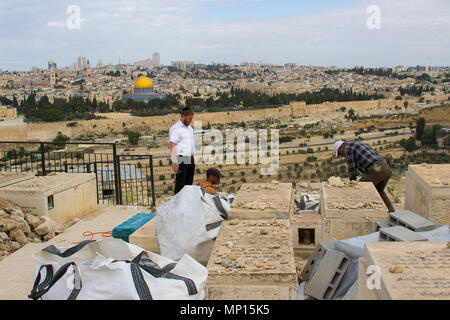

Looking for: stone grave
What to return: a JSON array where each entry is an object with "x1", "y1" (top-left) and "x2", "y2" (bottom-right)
[
  {"x1": 0, "y1": 172, "x2": 35, "y2": 189},
  {"x1": 405, "y1": 164, "x2": 450, "y2": 225},
  {"x1": 205, "y1": 219, "x2": 298, "y2": 300},
  {"x1": 0, "y1": 173, "x2": 97, "y2": 225},
  {"x1": 359, "y1": 241, "x2": 450, "y2": 300},
  {"x1": 231, "y1": 183, "x2": 293, "y2": 220},
  {"x1": 320, "y1": 179, "x2": 389, "y2": 240}
]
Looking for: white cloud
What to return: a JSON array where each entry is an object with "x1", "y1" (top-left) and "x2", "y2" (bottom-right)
[{"x1": 1, "y1": 0, "x2": 449, "y2": 70}]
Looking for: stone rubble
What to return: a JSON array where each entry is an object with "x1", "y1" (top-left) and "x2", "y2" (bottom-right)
[{"x1": 0, "y1": 198, "x2": 62, "y2": 261}]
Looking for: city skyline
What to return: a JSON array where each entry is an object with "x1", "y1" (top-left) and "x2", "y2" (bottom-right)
[{"x1": 0, "y1": 0, "x2": 449, "y2": 71}]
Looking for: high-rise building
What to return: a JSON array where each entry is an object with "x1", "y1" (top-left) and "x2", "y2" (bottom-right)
[
  {"x1": 152, "y1": 52, "x2": 161, "y2": 66},
  {"x1": 48, "y1": 60, "x2": 57, "y2": 70},
  {"x1": 78, "y1": 56, "x2": 87, "y2": 70}
]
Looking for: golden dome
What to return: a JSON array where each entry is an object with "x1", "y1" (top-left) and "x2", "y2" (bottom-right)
[{"x1": 134, "y1": 76, "x2": 153, "y2": 89}]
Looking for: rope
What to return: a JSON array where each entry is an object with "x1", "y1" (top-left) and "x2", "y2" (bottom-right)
[{"x1": 70, "y1": 230, "x2": 112, "y2": 244}]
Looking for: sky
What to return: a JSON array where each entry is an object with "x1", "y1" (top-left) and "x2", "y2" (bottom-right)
[{"x1": 0, "y1": 0, "x2": 449, "y2": 71}]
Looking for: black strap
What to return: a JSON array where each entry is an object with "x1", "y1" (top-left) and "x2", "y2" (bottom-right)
[
  {"x1": 130, "y1": 263, "x2": 153, "y2": 300},
  {"x1": 212, "y1": 195, "x2": 229, "y2": 220},
  {"x1": 28, "y1": 262, "x2": 81, "y2": 300},
  {"x1": 131, "y1": 251, "x2": 198, "y2": 296},
  {"x1": 205, "y1": 221, "x2": 222, "y2": 232},
  {"x1": 42, "y1": 240, "x2": 96, "y2": 258}
]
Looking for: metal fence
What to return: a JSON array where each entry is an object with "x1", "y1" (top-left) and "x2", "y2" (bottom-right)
[{"x1": 0, "y1": 141, "x2": 156, "y2": 208}]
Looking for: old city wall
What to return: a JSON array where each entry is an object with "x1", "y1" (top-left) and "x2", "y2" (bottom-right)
[{"x1": 0, "y1": 94, "x2": 446, "y2": 142}]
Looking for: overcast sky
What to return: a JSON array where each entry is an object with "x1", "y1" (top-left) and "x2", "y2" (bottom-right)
[{"x1": 0, "y1": 0, "x2": 449, "y2": 71}]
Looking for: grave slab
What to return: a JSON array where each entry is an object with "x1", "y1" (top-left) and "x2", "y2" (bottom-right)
[
  {"x1": 405, "y1": 164, "x2": 450, "y2": 225},
  {"x1": 364, "y1": 241, "x2": 450, "y2": 300},
  {"x1": 205, "y1": 219, "x2": 298, "y2": 300},
  {"x1": 231, "y1": 183, "x2": 293, "y2": 220}
]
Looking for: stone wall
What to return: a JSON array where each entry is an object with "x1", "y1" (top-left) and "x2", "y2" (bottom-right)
[{"x1": 0, "y1": 94, "x2": 446, "y2": 142}]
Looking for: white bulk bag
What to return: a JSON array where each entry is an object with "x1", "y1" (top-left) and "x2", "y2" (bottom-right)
[
  {"x1": 29, "y1": 238, "x2": 207, "y2": 300},
  {"x1": 156, "y1": 186, "x2": 231, "y2": 265}
]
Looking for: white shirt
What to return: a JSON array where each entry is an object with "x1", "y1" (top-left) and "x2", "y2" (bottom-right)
[{"x1": 169, "y1": 120, "x2": 195, "y2": 157}]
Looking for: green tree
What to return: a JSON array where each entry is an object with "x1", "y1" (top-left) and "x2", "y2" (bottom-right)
[{"x1": 416, "y1": 117, "x2": 426, "y2": 141}]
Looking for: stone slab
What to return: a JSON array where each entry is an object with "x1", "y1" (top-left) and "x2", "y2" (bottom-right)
[
  {"x1": 0, "y1": 172, "x2": 35, "y2": 188},
  {"x1": 300, "y1": 238, "x2": 336, "y2": 282},
  {"x1": 0, "y1": 173, "x2": 96, "y2": 197},
  {"x1": 129, "y1": 217, "x2": 160, "y2": 254},
  {"x1": 206, "y1": 219, "x2": 298, "y2": 300},
  {"x1": 379, "y1": 226, "x2": 428, "y2": 242},
  {"x1": 389, "y1": 210, "x2": 436, "y2": 232},
  {"x1": 231, "y1": 183, "x2": 293, "y2": 220},
  {"x1": 304, "y1": 249, "x2": 350, "y2": 300},
  {"x1": 320, "y1": 181, "x2": 388, "y2": 220},
  {"x1": 364, "y1": 241, "x2": 450, "y2": 300},
  {"x1": 206, "y1": 284, "x2": 299, "y2": 300},
  {"x1": 405, "y1": 164, "x2": 450, "y2": 225},
  {"x1": 358, "y1": 257, "x2": 381, "y2": 300}
]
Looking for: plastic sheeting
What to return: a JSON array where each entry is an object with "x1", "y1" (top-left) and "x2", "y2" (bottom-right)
[{"x1": 300, "y1": 225, "x2": 450, "y2": 300}]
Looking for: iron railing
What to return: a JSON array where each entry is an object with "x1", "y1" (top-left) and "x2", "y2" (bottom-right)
[{"x1": 0, "y1": 141, "x2": 156, "y2": 208}]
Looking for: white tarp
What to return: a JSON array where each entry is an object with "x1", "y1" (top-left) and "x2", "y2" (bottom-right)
[{"x1": 300, "y1": 225, "x2": 450, "y2": 300}]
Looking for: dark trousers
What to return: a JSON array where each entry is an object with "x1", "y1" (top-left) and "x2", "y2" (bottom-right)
[
  {"x1": 174, "y1": 156, "x2": 195, "y2": 195},
  {"x1": 359, "y1": 160, "x2": 396, "y2": 212}
]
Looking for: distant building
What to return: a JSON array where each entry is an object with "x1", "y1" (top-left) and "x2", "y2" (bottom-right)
[
  {"x1": 152, "y1": 52, "x2": 161, "y2": 66},
  {"x1": 78, "y1": 56, "x2": 87, "y2": 70},
  {"x1": 122, "y1": 76, "x2": 166, "y2": 102},
  {"x1": 50, "y1": 73, "x2": 56, "y2": 86},
  {"x1": 171, "y1": 61, "x2": 195, "y2": 70},
  {"x1": 0, "y1": 106, "x2": 17, "y2": 119},
  {"x1": 48, "y1": 60, "x2": 57, "y2": 70}
]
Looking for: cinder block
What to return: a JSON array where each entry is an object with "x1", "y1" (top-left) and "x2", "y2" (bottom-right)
[
  {"x1": 376, "y1": 219, "x2": 391, "y2": 231},
  {"x1": 300, "y1": 238, "x2": 336, "y2": 282},
  {"x1": 388, "y1": 210, "x2": 436, "y2": 232},
  {"x1": 379, "y1": 226, "x2": 428, "y2": 242},
  {"x1": 304, "y1": 249, "x2": 350, "y2": 300}
]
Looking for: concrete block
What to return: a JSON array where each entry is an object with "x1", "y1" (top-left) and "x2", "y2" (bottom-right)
[
  {"x1": 231, "y1": 183, "x2": 293, "y2": 220},
  {"x1": 388, "y1": 210, "x2": 436, "y2": 232},
  {"x1": 129, "y1": 216, "x2": 160, "y2": 254},
  {"x1": 299, "y1": 238, "x2": 336, "y2": 282},
  {"x1": 364, "y1": 241, "x2": 450, "y2": 300},
  {"x1": 304, "y1": 249, "x2": 350, "y2": 300},
  {"x1": 206, "y1": 219, "x2": 298, "y2": 300},
  {"x1": 376, "y1": 219, "x2": 391, "y2": 231},
  {"x1": 404, "y1": 164, "x2": 450, "y2": 225},
  {"x1": 379, "y1": 226, "x2": 428, "y2": 242}
]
